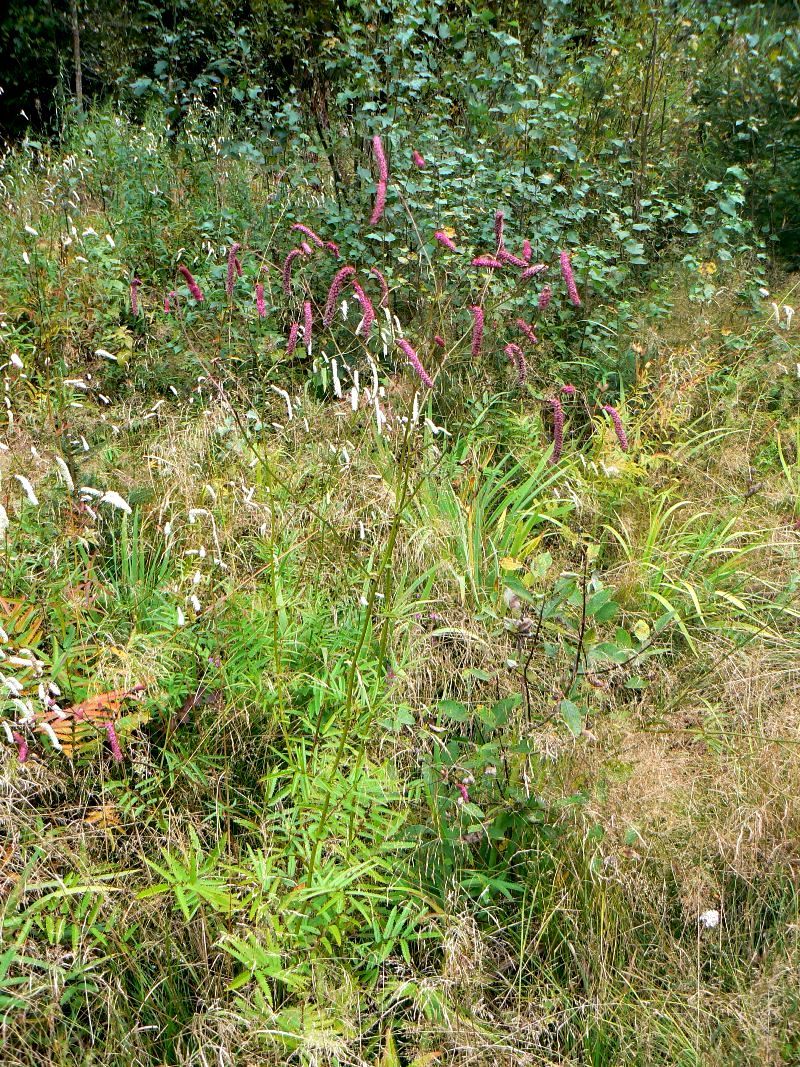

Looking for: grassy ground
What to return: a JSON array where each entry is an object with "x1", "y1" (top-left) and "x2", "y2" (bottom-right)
[{"x1": 0, "y1": 112, "x2": 799, "y2": 1066}]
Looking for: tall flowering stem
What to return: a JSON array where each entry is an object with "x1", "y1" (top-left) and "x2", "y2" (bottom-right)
[
  {"x1": 470, "y1": 305, "x2": 484, "y2": 358},
  {"x1": 282, "y1": 248, "x2": 305, "y2": 296},
  {"x1": 286, "y1": 321, "x2": 300, "y2": 356},
  {"x1": 370, "y1": 181, "x2": 387, "y2": 225},
  {"x1": 178, "y1": 265, "x2": 204, "y2": 302},
  {"x1": 351, "y1": 280, "x2": 376, "y2": 336},
  {"x1": 130, "y1": 277, "x2": 141, "y2": 315},
  {"x1": 323, "y1": 265, "x2": 356, "y2": 326},
  {"x1": 603, "y1": 405, "x2": 629, "y2": 451},
  {"x1": 303, "y1": 300, "x2": 313, "y2": 348},
  {"x1": 504, "y1": 342, "x2": 527, "y2": 386},
  {"x1": 255, "y1": 283, "x2": 266, "y2": 318},
  {"x1": 226, "y1": 243, "x2": 241, "y2": 298},
  {"x1": 560, "y1": 250, "x2": 582, "y2": 307},
  {"x1": 548, "y1": 396, "x2": 564, "y2": 465},
  {"x1": 291, "y1": 223, "x2": 324, "y2": 248},
  {"x1": 369, "y1": 135, "x2": 389, "y2": 225},
  {"x1": 370, "y1": 266, "x2": 389, "y2": 307},
  {"x1": 397, "y1": 338, "x2": 433, "y2": 388},
  {"x1": 434, "y1": 230, "x2": 457, "y2": 252},
  {"x1": 516, "y1": 319, "x2": 538, "y2": 345},
  {"x1": 106, "y1": 721, "x2": 123, "y2": 762}
]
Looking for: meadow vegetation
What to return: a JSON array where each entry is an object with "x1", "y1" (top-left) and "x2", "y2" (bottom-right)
[{"x1": 1, "y1": 2, "x2": 800, "y2": 1064}]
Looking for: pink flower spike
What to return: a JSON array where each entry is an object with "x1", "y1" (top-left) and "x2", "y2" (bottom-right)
[
  {"x1": 538, "y1": 285, "x2": 553, "y2": 310},
  {"x1": 471, "y1": 256, "x2": 504, "y2": 269},
  {"x1": 226, "y1": 243, "x2": 241, "y2": 297},
  {"x1": 521, "y1": 263, "x2": 548, "y2": 281},
  {"x1": 504, "y1": 342, "x2": 527, "y2": 386},
  {"x1": 290, "y1": 223, "x2": 325, "y2": 247},
  {"x1": 164, "y1": 290, "x2": 177, "y2": 314},
  {"x1": 522, "y1": 239, "x2": 532, "y2": 263},
  {"x1": 372, "y1": 134, "x2": 389, "y2": 182},
  {"x1": 370, "y1": 266, "x2": 389, "y2": 307},
  {"x1": 516, "y1": 318, "x2": 538, "y2": 345},
  {"x1": 12, "y1": 731, "x2": 28, "y2": 763},
  {"x1": 498, "y1": 250, "x2": 527, "y2": 268},
  {"x1": 397, "y1": 338, "x2": 433, "y2": 388},
  {"x1": 412, "y1": 149, "x2": 426, "y2": 168},
  {"x1": 434, "y1": 230, "x2": 458, "y2": 252},
  {"x1": 325, "y1": 241, "x2": 340, "y2": 258},
  {"x1": 603, "y1": 405, "x2": 629, "y2": 451},
  {"x1": 286, "y1": 321, "x2": 300, "y2": 356},
  {"x1": 548, "y1": 396, "x2": 564, "y2": 465},
  {"x1": 560, "y1": 250, "x2": 582, "y2": 306},
  {"x1": 561, "y1": 384, "x2": 577, "y2": 396},
  {"x1": 178, "y1": 265, "x2": 204, "y2": 302},
  {"x1": 351, "y1": 280, "x2": 376, "y2": 336},
  {"x1": 303, "y1": 300, "x2": 313, "y2": 348},
  {"x1": 130, "y1": 277, "x2": 141, "y2": 315},
  {"x1": 433, "y1": 334, "x2": 445, "y2": 348},
  {"x1": 300, "y1": 241, "x2": 313, "y2": 257},
  {"x1": 370, "y1": 179, "x2": 388, "y2": 225},
  {"x1": 470, "y1": 305, "x2": 484, "y2": 358},
  {"x1": 282, "y1": 248, "x2": 304, "y2": 296},
  {"x1": 457, "y1": 781, "x2": 469, "y2": 804},
  {"x1": 255, "y1": 283, "x2": 266, "y2": 318},
  {"x1": 323, "y1": 265, "x2": 356, "y2": 326},
  {"x1": 105, "y1": 721, "x2": 123, "y2": 762},
  {"x1": 494, "y1": 210, "x2": 505, "y2": 251}
]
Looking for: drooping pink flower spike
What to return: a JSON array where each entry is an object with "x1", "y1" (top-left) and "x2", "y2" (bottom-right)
[
  {"x1": 286, "y1": 321, "x2": 300, "y2": 356},
  {"x1": 521, "y1": 263, "x2": 549, "y2": 281},
  {"x1": 516, "y1": 319, "x2": 538, "y2": 345},
  {"x1": 178, "y1": 264, "x2": 204, "y2": 302},
  {"x1": 12, "y1": 731, "x2": 28, "y2": 763},
  {"x1": 560, "y1": 250, "x2": 582, "y2": 307},
  {"x1": 412, "y1": 149, "x2": 426, "y2": 168},
  {"x1": 522, "y1": 239, "x2": 532, "y2": 262},
  {"x1": 538, "y1": 285, "x2": 553, "y2": 310},
  {"x1": 226, "y1": 243, "x2": 241, "y2": 297},
  {"x1": 303, "y1": 300, "x2": 313, "y2": 348},
  {"x1": 255, "y1": 283, "x2": 266, "y2": 318},
  {"x1": 291, "y1": 223, "x2": 325, "y2": 248},
  {"x1": 282, "y1": 247, "x2": 305, "y2": 295},
  {"x1": 323, "y1": 265, "x2": 356, "y2": 326},
  {"x1": 434, "y1": 230, "x2": 458, "y2": 252},
  {"x1": 471, "y1": 256, "x2": 504, "y2": 269},
  {"x1": 130, "y1": 277, "x2": 142, "y2": 315},
  {"x1": 504, "y1": 342, "x2": 527, "y2": 386},
  {"x1": 603, "y1": 404, "x2": 629, "y2": 451},
  {"x1": 370, "y1": 266, "x2": 389, "y2": 307},
  {"x1": 397, "y1": 338, "x2": 433, "y2": 388},
  {"x1": 498, "y1": 249, "x2": 527, "y2": 268},
  {"x1": 300, "y1": 241, "x2": 313, "y2": 257},
  {"x1": 370, "y1": 180, "x2": 388, "y2": 225},
  {"x1": 324, "y1": 241, "x2": 340, "y2": 258},
  {"x1": 351, "y1": 280, "x2": 376, "y2": 336},
  {"x1": 494, "y1": 210, "x2": 505, "y2": 251},
  {"x1": 372, "y1": 134, "x2": 389, "y2": 182},
  {"x1": 548, "y1": 396, "x2": 565, "y2": 465},
  {"x1": 470, "y1": 305, "x2": 484, "y2": 358},
  {"x1": 105, "y1": 721, "x2": 123, "y2": 762}
]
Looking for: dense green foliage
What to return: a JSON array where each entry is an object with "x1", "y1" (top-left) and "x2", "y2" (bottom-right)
[{"x1": 1, "y1": 2, "x2": 800, "y2": 1065}]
